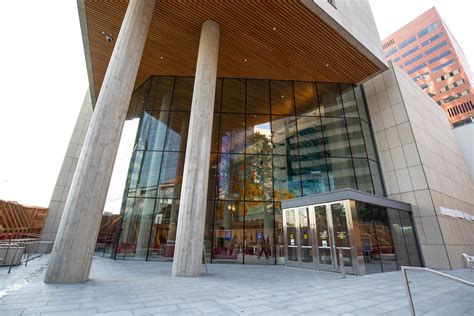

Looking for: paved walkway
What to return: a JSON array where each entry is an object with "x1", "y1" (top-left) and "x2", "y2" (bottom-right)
[{"x1": 0, "y1": 255, "x2": 473, "y2": 315}]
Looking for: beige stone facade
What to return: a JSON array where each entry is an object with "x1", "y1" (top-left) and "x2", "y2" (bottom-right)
[{"x1": 364, "y1": 63, "x2": 474, "y2": 269}]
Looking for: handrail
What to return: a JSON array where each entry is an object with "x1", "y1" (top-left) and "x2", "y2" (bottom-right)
[{"x1": 401, "y1": 266, "x2": 474, "y2": 316}]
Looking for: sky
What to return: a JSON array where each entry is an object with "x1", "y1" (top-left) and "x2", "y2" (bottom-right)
[{"x1": 0, "y1": 1, "x2": 473, "y2": 207}]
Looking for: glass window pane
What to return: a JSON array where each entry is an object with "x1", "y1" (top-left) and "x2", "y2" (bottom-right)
[
  {"x1": 271, "y1": 81, "x2": 295, "y2": 115},
  {"x1": 373, "y1": 206, "x2": 398, "y2": 272},
  {"x1": 322, "y1": 117, "x2": 351, "y2": 157},
  {"x1": 273, "y1": 155, "x2": 301, "y2": 200},
  {"x1": 327, "y1": 157, "x2": 356, "y2": 190},
  {"x1": 247, "y1": 80, "x2": 270, "y2": 114},
  {"x1": 214, "y1": 79, "x2": 223, "y2": 113},
  {"x1": 346, "y1": 119, "x2": 367, "y2": 158},
  {"x1": 222, "y1": 79, "x2": 246, "y2": 113},
  {"x1": 356, "y1": 202, "x2": 383, "y2": 273},
  {"x1": 116, "y1": 198, "x2": 136, "y2": 259},
  {"x1": 219, "y1": 114, "x2": 246, "y2": 153},
  {"x1": 361, "y1": 121, "x2": 376, "y2": 160},
  {"x1": 137, "y1": 112, "x2": 169, "y2": 151},
  {"x1": 387, "y1": 208, "x2": 410, "y2": 267},
  {"x1": 211, "y1": 114, "x2": 220, "y2": 153},
  {"x1": 244, "y1": 202, "x2": 274, "y2": 264},
  {"x1": 246, "y1": 114, "x2": 272, "y2": 155},
  {"x1": 369, "y1": 160, "x2": 385, "y2": 196},
  {"x1": 354, "y1": 86, "x2": 369, "y2": 122},
  {"x1": 147, "y1": 198, "x2": 179, "y2": 261},
  {"x1": 164, "y1": 112, "x2": 190, "y2": 151},
  {"x1": 331, "y1": 202, "x2": 352, "y2": 267},
  {"x1": 147, "y1": 77, "x2": 175, "y2": 112},
  {"x1": 274, "y1": 202, "x2": 285, "y2": 264},
  {"x1": 341, "y1": 84, "x2": 358, "y2": 118},
  {"x1": 128, "y1": 150, "x2": 163, "y2": 198},
  {"x1": 128, "y1": 79, "x2": 150, "y2": 118},
  {"x1": 400, "y1": 211, "x2": 422, "y2": 267},
  {"x1": 157, "y1": 151, "x2": 186, "y2": 199},
  {"x1": 208, "y1": 154, "x2": 219, "y2": 200},
  {"x1": 317, "y1": 83, "x2": 344, "y2": 117},
  {"x1": 353, "y1": 158, "x2": 374, "y2": 194},
  {"x1": 271, "y1": 115, "x2": 298, "y2": 156},
  {"x1": 218, "y1": 154, "x2": 245, "y2": 200},
  {"x1": 171, "y1": 77, "x2": 194, "y2": 111},
  {"x1": 213, "y1": 201, "x2": 244, "y2": 263},
  {"x1": 245, "y1": 155, "x2": 273, "y2": 201},
  {"x1": 295, "y1": 81, "x2": 319, "y2": 116}
]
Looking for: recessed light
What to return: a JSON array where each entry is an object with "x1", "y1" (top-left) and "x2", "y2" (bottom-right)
[
  {"x1": 281, "y1": 95, "x2": 284, "y2": 98},
  {"x1": 244, "y1": 58, "x2": 248, "y2": 62},
  {"x1": 326, "y1": 64, "x2": 329, "y2": 67},
  {"x1": 160, "y1": 56, "x2": 164, "y2": 60},
  {"x1": 272, "y1": 27, "x2": 277, "y2": 31}
]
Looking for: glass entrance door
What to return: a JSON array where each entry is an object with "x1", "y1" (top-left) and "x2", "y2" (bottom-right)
[
  {"x1": 314, "y1": 204, "x2": 335, "y2": 271},
  {"x1": 329, "y1": 202, "x2": 355, "y2": 274},
  {"x1": 283, "y1": 207, "x2": 315, "y2": 269}
]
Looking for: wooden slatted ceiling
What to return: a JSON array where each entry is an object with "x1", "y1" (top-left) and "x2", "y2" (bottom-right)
[{"x1": 84, "y1": 0, "x2": 380, "y2": 99}]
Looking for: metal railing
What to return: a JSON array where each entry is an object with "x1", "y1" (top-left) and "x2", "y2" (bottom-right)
[{"x1": 401, "y1": 266, "x2": 474, "y2": 316}]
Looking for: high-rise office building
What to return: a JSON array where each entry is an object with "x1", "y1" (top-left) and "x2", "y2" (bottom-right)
[{"x1": 381, "y1": 7, "x2": 474, "y2": 127}]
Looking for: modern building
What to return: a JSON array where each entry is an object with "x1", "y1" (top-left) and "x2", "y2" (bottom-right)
[
  {"x1": 40, "y1": 0, "x2": 474, "y2": 284},
  {"x1": 381, "y1": 7, "x2": 474, "y2": 127}
]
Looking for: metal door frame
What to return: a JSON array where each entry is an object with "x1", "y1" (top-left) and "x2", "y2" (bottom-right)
[
  {"x1": 297, "y1": 207, "x2": 316, "y2": 269},
  {"x1": 283, "y1": 208, "x2": 299, "y2": 268}
]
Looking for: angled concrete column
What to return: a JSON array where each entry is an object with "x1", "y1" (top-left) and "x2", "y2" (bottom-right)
[
  {"x1": 44, "y1": 0, "x2": 155, "y2": 284},
  {"x1": 172, "y1": 20, "x2": 220, "y2": 277}
]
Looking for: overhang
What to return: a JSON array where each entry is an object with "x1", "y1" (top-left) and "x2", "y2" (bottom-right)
[{"x1": 80, "y1": 0, "x2": 386, "y2": 103}]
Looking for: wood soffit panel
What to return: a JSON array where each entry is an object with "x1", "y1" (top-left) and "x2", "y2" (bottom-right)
[{"x1": 84, "y1": 0, "x2": 381, "y2": 99}]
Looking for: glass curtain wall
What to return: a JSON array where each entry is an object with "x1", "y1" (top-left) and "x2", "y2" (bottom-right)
[{"x1": 113, "y1": 76, "x2": 384, "y2": 264}]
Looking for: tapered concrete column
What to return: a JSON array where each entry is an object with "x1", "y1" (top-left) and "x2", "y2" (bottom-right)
[
  {"x1": 44, "y1": 0, "x2": 155, "y2": 284},
  {"x1": 172, "y1": 20, "x2": 220, "y2": 277}
]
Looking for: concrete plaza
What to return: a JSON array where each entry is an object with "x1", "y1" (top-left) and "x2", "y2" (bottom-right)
[{"x1": 1, "y1": 255, "x2": 473, "y2": 315}]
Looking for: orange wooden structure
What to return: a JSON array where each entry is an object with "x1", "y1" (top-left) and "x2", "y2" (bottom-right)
[{"x1": 0, "y1": 200, "x2": 48, "y2": 240}]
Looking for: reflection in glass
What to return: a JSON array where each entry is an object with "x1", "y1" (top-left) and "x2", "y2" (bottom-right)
[
  {"x1": 353, "y1": 158, "x2": 374, "y2": 194},
  {"x1": 322, "y1": 117, "x2": 351, "y2": 157},
  {"x1": 213, "y1": 201, "x2": 244, "y2": 263},
  {"x1": 245, "y1": 155, "x2": 273, "y2": 201},
  {"x1": 295, "y1": 81, "x2": 318, "y2": 116},
  {"x1": 218, "y1": 154, "x2": 245, "y2": 200},
  {"x1": 247, "y1": 80, "x2": 270, "y2": 114},
  {"x1": 244, "y1": 202, "x2": 274, "y2": 264},
  {"x1": 331, "y1": 203, "x2": 352, "y2": 267},
  {"x1": 147, "y1": 199, "x2": 179, "y2": 261},
  {"x1": 315, "y1": 205, "x2": 332, "y2": 265},
  {"x1": 246, "y1": 114, "x2": 272, "y2": 154},
  {"x1": 327, "y1": 157, "x2": 356, "y2": 190},
  {"x1": 318, "y1": 83, "x2": 344, "y2": 117},
  {"x1": 286, "y1": 209, "x2": 298, "y2": 262},
  {"x1": 341, "y1": 84, "x2": 358, "y2": 118},
  {"x1": 273, "y1": 155, "x2": 301, "y2": 200},
  {"x1": 271, "y1": 115, "x2": 298, "y2": 156},
  {"x1": 219, "y1": 114, "x2": 245, "y2": 153},
  {"x1": 298, "y1": 208, "x2": 313, "y2": 262}
]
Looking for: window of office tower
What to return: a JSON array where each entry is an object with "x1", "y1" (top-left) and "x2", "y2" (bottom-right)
[{"x1": 111, "y1": 76, "x2": 384, "y2": 264}]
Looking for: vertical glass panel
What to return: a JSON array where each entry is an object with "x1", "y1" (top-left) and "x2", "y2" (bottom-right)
[
  {"x1": 331, "y1": 202, "x2": 352, "y2": 267},
  {"x1": 218, "y1": 154, "x2": 245, "y2": 200},
  {"x1": 295, "y1": 81, "x2": 319, "y2": 116},
  {"x1": 321, "y1": 117, "x2": 351, "y2": 157},
  {"x1": 219, "y1": 114, "x2": 246, "y2": 153},
  {"x1": 245, "y1": 155, "x2": 273, "y2": 201},
  {"x1": 247, "y1": 80, "x2": 270, "y2": 114},
  {"x1": 222, "y1": 79, "x2": 246, "y2": 113},
  {"x1": 296, "y1": 116, "x2": 329, "y2": 195},
  {"x1": 298, "y1": 207, "x2": 313, "y2": 263},
  {"x1": 361, "y1": 121, "x2": 376, "y2": 161},
  {"x1": 346, "y1": 119, "x2": 367, "y2": 158},
  {"x1": 171, "y1": 77, "x2": 194, "y2": 111},
  {"x1": 271, "y1": 115, "x2": 298, "y2": 156},
  {"x1": 354, "y1": 86, "x2": 369, "y2": 122},
  {"x1": 157, "y1": 151, "x2": 185, "y2": 199},
  {"x1": 214, "y1": 78, "x2": 223, "y2": 113},
  {"x1": 164, "y1": 111, "x2": 190, "y2": 152},
  {"x1": 387, "y1": 208, "x2": 410, "y2": 267},
  {"x1": 373, "y1": 206, "x2": 398, "y2": 272},
  {"x1": 137, "y1": 112, "x2": 169, "y2": 151},
  {"x1": 353, "y1": 158, "x2": 374, "y2": 194},
  {"x1": 315, "y1": 205, "x2": 332, "y2": 265},
  {"x1": 204, "y1": 200, "x2": 215, "y2": 263},
  {"x1": 213, "y1": 201, "x2": 244, "y2": 263},
  {"x1": 208, "y1": 154, "x2": 219, "y2": 200},
  {"x1": 244, "y1": 202, "x2": 274, "y2": 264},
  {"x1": 129, "y1": 150, "x2": 163, "y2": 198},
  {"x1": 147, "y1": 77, "x2": 175, "y2": 112},
  {"x1": 147, "y1": 198, "x2": 179, "y2": 261},
  {"x1": 341, "y1": 84, "x2": 358, "y2": 118},
  {"x1": 400, "y1": 211, "x2": 422, "y2": 267},
  {"x1": 246, "y1": 114, "x2": 272, "y2": 155},
  {"x1": 274, "y1": 203, "x2": 285, "y2": 264},
  {"x1": 285, "y1": 209, "x2": 298, "y2": 262},
  {"x1": 327, "y1": 158, "x2": 357, "y2": 190},
  {"x1": 116, "y1": 198, "x2": 136, "y2": 259},
  {"x1": 128, "y1": 79, "x2": 150, "y2": 118},
  {"x1": 273, "y1": 155, "x2": 302, "y2": 200},
  {"x1": 317, "y1": 83, "x2": 344, "y2": 117},
  {"x1": 211, "y1": 114, "x2": 221, "y2": 153},
  {"x1": 271, "y1": 81, "x2": 295, "y2": 115},
  {"x1": 127, "y1": 150, "x2": 144, "y2": 194},
  {"x1": 369, "y1": 160, "x2": 385, "y2": 196},
  {"x1": 356, "y1": 202, "x2": 383, "y2": 273}
]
